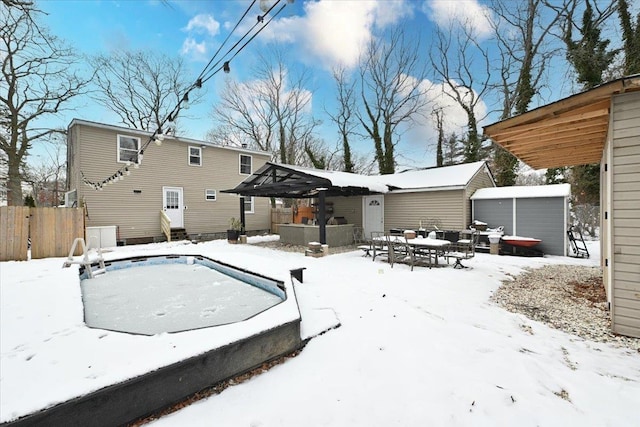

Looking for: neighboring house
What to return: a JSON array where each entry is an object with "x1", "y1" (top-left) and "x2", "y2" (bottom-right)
[
  {"x1": 66, "y1": 119, "x2": 271, "y2": 245},
  {"x1": 227, "y1": 161, "x2": 495, "y2": 240},
  {"x1": 484, "y1": 75, "x2": 640, "y2": 339},
  {"x1": 471, "y1": 183, "x2": 571, "y2": 256}
]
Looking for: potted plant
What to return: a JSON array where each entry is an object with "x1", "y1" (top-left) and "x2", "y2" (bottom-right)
[{"x1": 227, "y1": 217, "x2": 242, "y2": 243}]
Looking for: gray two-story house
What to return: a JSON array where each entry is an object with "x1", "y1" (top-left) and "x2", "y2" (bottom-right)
[{"x1": 66, "y1": 119, "x2": 271, "y2": 245}]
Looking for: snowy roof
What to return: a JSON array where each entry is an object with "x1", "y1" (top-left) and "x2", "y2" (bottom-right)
[
  {"x1": 381, "y1": 161, "x2": 489, "y2": 191},
  {"x1": 282, "y1": 164, "x2": 389, "y2": 193},
  {"x1": 226, "y1": 161, "x2": 492, "y2": 198},
  {"x1": 471, "y1": 183, "x2": 571, "y2": 200}
]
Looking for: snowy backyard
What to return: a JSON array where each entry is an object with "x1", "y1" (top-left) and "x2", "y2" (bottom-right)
[{"x1": 1, "y1": 236, "x2": 639, "y2": 426}]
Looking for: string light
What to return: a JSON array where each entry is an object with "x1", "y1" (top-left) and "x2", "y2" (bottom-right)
[{"x1": 223, "y1": 61, "x2": 230, "y2": 73}]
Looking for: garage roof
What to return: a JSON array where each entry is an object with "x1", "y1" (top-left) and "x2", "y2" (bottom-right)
[
  {"x1": 484, "y1": 75, "x2": 640, "y2": 169},
  {"x1": 471, "y1": 183, "x2": 570, "y2": 200}
]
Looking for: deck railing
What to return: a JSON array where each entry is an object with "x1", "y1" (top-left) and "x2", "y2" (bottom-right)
[{"x1": 160, "y1": 210, "x2": 171, "y2": 242}]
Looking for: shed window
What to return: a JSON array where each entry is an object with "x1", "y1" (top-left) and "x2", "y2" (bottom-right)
[
  {"x1": 189, "y1": 146, "x2": 202, "y2": 166},
  {"x1": 240, "y1": 154, "x2": 252, "y2": 175},
  {"x1": 205, "y1": 189, "x2": 217, "y2": 201},
  {"x1": 118, "y1": 135, "x2": 140, "y2": 164}
]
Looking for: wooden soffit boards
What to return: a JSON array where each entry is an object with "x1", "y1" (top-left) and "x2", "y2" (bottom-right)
[{"x1": 484, "y1": 76, "x2": 640, "y2": 170}]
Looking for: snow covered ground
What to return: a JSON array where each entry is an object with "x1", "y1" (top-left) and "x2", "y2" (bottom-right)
[{"x1": 1, "y1": 236, "x2": 639, "y2": 426}]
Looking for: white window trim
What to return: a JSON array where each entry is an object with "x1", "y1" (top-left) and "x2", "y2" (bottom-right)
[
  {"x1": 117, "y1": 134, "x2": 141, "y2": 164},
  {"x1": 239, "y1": 154, "x2": 252, "y2": 175},
  {"x1": 205, "y1": 189, "x2": 217, "y2": 201},
  {"x1": 189, "y1": 146, "x2": 202, "y2": 167},
  {"x1": 243, "y1": 196, "x2": 254, "y2": 213}
]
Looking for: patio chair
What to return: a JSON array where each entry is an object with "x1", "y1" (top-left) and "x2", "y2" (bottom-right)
[
  {"x1": 387, "y1": 235, "x2": 409, "y2": 268},
  {"x1": 353, "y1": 226, "x2": 372, "y2": 257},
  {"x1": 446, "y1": 231, "x2": 479, "y2": 269},
  {"x1": 371, "y1": 231, "x2": 390, "y2": 262}
]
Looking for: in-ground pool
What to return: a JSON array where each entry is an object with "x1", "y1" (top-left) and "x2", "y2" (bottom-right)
[{"x1": 80, "y1": 254, "x2": 287, "y2": 335}]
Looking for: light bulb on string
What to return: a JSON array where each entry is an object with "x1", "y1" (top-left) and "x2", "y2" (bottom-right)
[
  {"x1": 259, "y1": 0, "x2": 272, "y2": 13},
  {"x1": 125, "y1": 167, "x2": 130, "y2": 176},
  {"x1": 182, "y1": 92, "x2": 190, "y2": 108},
  {"x1": 223, "y1": 61, "x2": 230, "y2": 73}
]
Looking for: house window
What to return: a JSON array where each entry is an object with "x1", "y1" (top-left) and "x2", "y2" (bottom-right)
[
  {"x1": 118, "y1": 135, "x2": 140, "y2": 164},
  {"x1": 239, "y1": 154, "x2": 252, "y2": 175},
  {"x1": 205, "y1": 189, "x2": 217, "y2": 201},
  {"x1": 243, "y1": 196, "x2": 254, "y2": 213},
  {"x1": 64, "y1": 189, "x2": 77, "y2": 207},
  {"x1": 189, "y1": 146, "x2": 202, "y2": 166}
]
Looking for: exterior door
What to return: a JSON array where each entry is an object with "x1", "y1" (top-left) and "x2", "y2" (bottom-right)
[
  {"x1": 163, "y1": 187, "x2": 184, "y2": 228},
  {"x1": 363, "y1": 195, "x2": 384, "y2": 238}
]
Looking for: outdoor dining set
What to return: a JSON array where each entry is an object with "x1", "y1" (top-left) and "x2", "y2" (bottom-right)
[{"x1": 354, "y1": 228, "x2": 481, "y2": 270}]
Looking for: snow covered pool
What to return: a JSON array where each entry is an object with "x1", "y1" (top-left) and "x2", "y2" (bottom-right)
[{"x1": 80, "y1": 255, "x2": 286, "y2": 335}]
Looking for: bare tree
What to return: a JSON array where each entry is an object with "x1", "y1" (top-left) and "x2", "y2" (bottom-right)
[
  {"x1": 430, "y1": 21, "x2": 491, "y2": 164},
  {"x1": 327, "y1": 67, "x2": 357, "y2": 172},
  {"x1": 90, "y1": 50, "x2": 201, "y2": 132},
  {"x1": 210, "y1": 48, "x2": 319, "y2": 165},
  {"x1": 1, "y1": 4, "x2": 90, "y2": 205},
  {"x1": 358, "y1": 28, "x2": 431, "y2": 175}
]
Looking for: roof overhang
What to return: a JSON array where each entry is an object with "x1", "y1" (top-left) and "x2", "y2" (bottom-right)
[
  {"x1": 484, "y1": 75, "x2": 640, "y2": 169},
  {"x1": 221, "y1": 162, "x2": 383, "y2": 198}
]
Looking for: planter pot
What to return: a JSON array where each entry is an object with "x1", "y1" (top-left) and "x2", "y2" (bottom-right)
[
  {"x1": 239, "y1": 234, "x2": 247, "y2": 244},
  {"x1": 227, "y1": 229, "x2": 240, "y2": 243}
]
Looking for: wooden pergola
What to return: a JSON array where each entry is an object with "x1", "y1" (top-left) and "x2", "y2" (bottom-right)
[{"x1": 484, "y1": 76, "x2": 640, "y2": 169}]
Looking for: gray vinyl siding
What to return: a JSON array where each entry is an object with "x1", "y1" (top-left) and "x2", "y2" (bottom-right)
[
  {"x1": 516, "y1": 197, "x2": 566, "y2": 256},
  {"x1": 473, "y1": 199, "x2": 513, "y2": 233},
  {"x1": 611, "y1": 92, "x2": 640, "y2": 338},
  {"x1": 328, "y1": 196, "x2": 363, "y2": 227},
  {"x1": 68, "y1": 122, "x2": 270, "y2": 241},
  {"x1": 384, "y1": 190, "x2": 466, "y2": 231}
]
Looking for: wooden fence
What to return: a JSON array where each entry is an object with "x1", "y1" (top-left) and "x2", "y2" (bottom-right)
[
  {"x1": 0, "y1": 206, "x2": 85, "y2": 261},
  {"x1": 271, "y1": 207, "x2": 293, "y2": 234}
]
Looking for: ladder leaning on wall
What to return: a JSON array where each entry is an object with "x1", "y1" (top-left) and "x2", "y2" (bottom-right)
[{"x1": 62, "y1": 237, "x2": 106, "y2": 278}]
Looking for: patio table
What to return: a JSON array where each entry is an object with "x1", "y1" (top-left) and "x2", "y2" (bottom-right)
[{"x1": 405, "y1": 238, "x2": 451, "y2": 269}]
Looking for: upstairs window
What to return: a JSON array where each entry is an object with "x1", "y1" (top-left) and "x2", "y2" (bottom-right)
[
  {"x1": 189, "y1": 146, "x2": 202, "y2": 166},
  {"x1": 239, "y1": 154, "x2": 252, "y2": 175},
  {"x1": 118, "y1": 135, "x2": 140, "y2": 164}
]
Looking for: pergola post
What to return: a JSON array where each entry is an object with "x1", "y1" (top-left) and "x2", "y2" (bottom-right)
[
  {"x1": 318, "y1": 190, "x2": 326, "y2": 245},
  {"x1": 239, "y1": 197, "x2": 246, "y2": 233}
]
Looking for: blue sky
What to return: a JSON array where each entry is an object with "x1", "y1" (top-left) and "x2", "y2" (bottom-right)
[{"x1": 33, "y1": 0, "x2": 627, "y2": 170}]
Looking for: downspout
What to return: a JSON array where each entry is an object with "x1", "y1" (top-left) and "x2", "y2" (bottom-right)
[{"x1": 239, "y1": 197, "x2": 246, "y2": 234}]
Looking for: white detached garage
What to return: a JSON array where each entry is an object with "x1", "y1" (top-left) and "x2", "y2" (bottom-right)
[{"x1": 471, "y1": 184, "x2": 571, "y2": 256}]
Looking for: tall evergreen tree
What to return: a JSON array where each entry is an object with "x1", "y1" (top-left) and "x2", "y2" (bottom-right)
[
  {"x1": 618, "y1": 0, "x2": 640, "y2": 74},
  {"x1": 565, "y1": 1, "x2": 617, "y2": 90},
  {"x1": 563, "y1": 0, "x2": 616, "y2": 206}
]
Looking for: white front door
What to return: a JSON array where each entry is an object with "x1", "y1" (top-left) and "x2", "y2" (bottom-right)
[
  {"x1": 363, "y1": 195, "x2": 384, "y2": 238},
  {"x1": 163, "y1": 187, "x2": 184, "y2": 228}
]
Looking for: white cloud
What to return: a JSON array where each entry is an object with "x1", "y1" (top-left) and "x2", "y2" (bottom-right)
[
  {"x1": 180, "y1": 37, "x2": 206, "y2": 57},
  {"x1": 424, "y1": 0, "x2": 493, "y2": 39},
  {"x1": 258, "y1": 0, "x2": 415, "y2": 70},
  {"x1": 184, "y1": 14, "x2": 220, "y2": 36}
]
